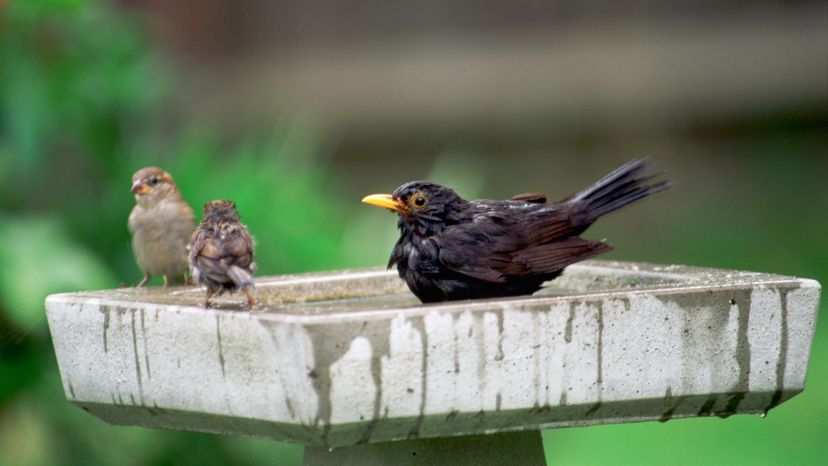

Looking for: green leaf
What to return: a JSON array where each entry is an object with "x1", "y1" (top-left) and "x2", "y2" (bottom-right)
[{"x1": 0, "y1": 215, "x2": 116, "y2": 332}]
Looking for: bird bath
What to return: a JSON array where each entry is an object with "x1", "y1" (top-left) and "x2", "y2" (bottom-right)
[{"x1": 44, "y1": 260, "x2": 820, "y2": 465}]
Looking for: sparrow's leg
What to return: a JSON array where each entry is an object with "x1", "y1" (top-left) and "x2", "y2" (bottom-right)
[
  {"x1": 137, "y1": 273, "x2": 151, "y2": 287},
  {"x1": 203, "y1": 289, "x2": 214, "y2": 309},
  {"x1": 243, "y1": 287, "x2": 256, "y2": 310},
  {"x1": 185, "y1": 273, "x2": 194, "y2": 286},
  {"x1": 163, "y1": 275, "x2": 170, "y2": 287}
]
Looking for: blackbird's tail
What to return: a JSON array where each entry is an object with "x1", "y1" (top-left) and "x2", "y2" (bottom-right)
[{"x1": 573, "y1": 158, "x2": 670, "y2": 223}]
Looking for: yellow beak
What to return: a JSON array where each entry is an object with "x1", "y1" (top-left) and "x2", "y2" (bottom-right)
[
  {"x1": 131, "y1": 180, "x2": 150, "y2": 195},
  {"x1": 362, "y1": 194, "x2": 406, "y2": 213}
]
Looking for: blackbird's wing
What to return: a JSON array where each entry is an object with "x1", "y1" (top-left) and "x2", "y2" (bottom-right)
[
  {"x1": 437, "y1": 205, "x2": 609, "y2": 283},
  {"x1": 190, "y1": 223, "x2": 254, "y2": 283},
  {"x1": 436, "y1": 158, "x2": 667, "y2": 284},
  {"x1": 505, "y1": 238, "x2": 611, "y2": 276},
  {"x1": 509, "y1": 193, "x2": 547, "y2": 204}
]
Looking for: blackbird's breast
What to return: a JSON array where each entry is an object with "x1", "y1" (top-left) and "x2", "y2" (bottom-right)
[
  {"x1": 392, "y1": 231, "x2": 512, "y2": 302},
  {"x1": 392, "y1": 227, "x2": 553, "y2": 302},
  {"x1": 391, "y1": 232, "x2": 450, "y2": 302}
]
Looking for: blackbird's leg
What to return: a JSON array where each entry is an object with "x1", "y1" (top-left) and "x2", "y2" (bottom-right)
[
  {"x1": 243, "y1": 287, "x2": 256, "y2": 310},
  {"x1": 137, "y1": 273, "x2": 151, "y2": 287},
  {"x1": 203, "y1": 289, "x2": 215, "y2": 309}
]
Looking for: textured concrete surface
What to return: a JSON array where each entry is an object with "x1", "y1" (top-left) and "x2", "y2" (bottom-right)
[{"x1": 45, "y1": 260, "x2": 820, "y2": 448}]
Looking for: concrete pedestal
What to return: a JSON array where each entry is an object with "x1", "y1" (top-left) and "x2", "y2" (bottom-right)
[
  {"x1": 304, "y1": 430, "x2": 544, "y2": 466},
  {"x1": 44, "y1": 260, "x2": 821, "y2": 460}
]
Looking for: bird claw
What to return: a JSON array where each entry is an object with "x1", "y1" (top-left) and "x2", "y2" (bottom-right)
[
  {"x1": 136, "y1": 274, "x2": 150, "y2": 287},
  {"x1": 244, "y1": 289, "x2": 256, "y2": 310},
  {"x1": 202, "y1": 289, "x2": 215, "y2": 309}
]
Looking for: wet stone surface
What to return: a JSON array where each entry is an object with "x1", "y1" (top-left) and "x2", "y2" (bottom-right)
[{"x1": 45, "y1": 260, "x2": 821, "y2": 447}]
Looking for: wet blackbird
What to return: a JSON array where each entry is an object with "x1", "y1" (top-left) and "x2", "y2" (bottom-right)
[
  {"x1": 128, "y1": 167, "x2": 195, "y2": 287},
  {"x1": 188, "y1": 200, "x2": 256, "y2": 308},
  {"x1": 362, "y1": 158, "x2": 669, "y2": 303}
]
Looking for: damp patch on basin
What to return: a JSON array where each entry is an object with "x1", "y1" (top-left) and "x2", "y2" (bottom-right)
[{"x1": 57, "y1": 260, "x2": 808, "y2": 315}]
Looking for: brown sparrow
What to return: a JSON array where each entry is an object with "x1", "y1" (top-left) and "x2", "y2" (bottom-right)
[
  {"x1": 188, "y1": 200, "x2": 256, "y2": 309},
  {"x1": 128, "y1": 167, "x2": 195, "y2": 287}
]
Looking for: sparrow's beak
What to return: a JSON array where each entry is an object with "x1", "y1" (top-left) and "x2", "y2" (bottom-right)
[
  {"x1": 131, "y1": 180, "x2": 150, "y2": 195},
  {"x1": 362, "y1": 194, "x2": 406, "y2": 214}
]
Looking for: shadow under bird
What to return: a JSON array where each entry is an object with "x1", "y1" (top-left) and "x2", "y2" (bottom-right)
[
  {"x1": 189, "y1": 200, "x2": 256, "y2": 309},
  {"x1": 128, "y1": 167, "x2": 195, "y2": 287},
  {"x1": 362, "y1": 158, "x2": 670, "y2": 303}
]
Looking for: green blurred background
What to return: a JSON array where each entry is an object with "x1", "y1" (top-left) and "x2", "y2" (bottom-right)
[{"x1": 1, "y1": 0, "x2": 825, "y2": 465}]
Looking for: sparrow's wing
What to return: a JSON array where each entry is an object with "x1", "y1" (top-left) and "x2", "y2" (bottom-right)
[
  {"x1": 188, "y1": 227, "x2": 209, "y2": 265},
  {"x1": 220, "y1": 225, "x2": 255, "y2": 287},
  {"x1": 219, "y1": 224, "x2": 254, "y2": 270},
  {"x1": 437, "y1": 208, "x2": 609, "y2": 283},
  {"x1": 190, "y1": 227, "x2": 229, "y2": 284}
]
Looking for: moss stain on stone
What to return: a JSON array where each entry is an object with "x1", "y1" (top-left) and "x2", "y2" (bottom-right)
[{"x1": 100, "y1": 305, "x2": 111, "y2": 352}]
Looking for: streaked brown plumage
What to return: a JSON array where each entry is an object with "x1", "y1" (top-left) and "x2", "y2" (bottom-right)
[
  {"x1": 188, "y1": 200, "x2": 256, "y2": 309},
  {"x1": 128, "y1": 167, "x2": 195, "y2": 287},
  {"x1": 362, "y1": 158, "x2": 670, "y2": 303}
]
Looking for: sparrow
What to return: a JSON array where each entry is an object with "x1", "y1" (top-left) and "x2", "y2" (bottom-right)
[
  {"x1": 128, "y1": 167, "x2": 195, "y2": 287},
  {"x1": 362, "y1": 158, "x2": 669, "y2": 303},
  {"x1": 188, "y1": 200, "x2": 256, "y2": 309}
]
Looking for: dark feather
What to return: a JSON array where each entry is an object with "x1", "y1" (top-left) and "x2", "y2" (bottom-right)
[{"x1": 572, "y1": 158, "x2": 671, "y2": 222}]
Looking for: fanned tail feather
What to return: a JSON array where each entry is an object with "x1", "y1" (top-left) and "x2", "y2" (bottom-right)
[{"x1": 574, "y1": 158, "x2": 670, "y2": 222}]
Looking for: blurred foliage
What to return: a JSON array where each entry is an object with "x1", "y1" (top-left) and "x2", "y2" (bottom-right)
[
  {"x1": 0, "y1": 216, "x2": 114, "y2": 331},
  {"x1": 0, "y1": 0, "x2": 330, "y2": 464},
  {"x1": 0, "y1": 1, "x2": 826, "y2": 466}
]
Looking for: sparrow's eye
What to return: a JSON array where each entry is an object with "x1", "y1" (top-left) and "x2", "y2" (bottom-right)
[
  {"x1": 411, "y1": 193, "x2": 428, "y2": 208},
  {"x1": 148, "y1": 177, "x2": 159, "y2": 186}
]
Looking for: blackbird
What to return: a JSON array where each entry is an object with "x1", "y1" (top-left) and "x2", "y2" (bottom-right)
[
  {"x1": 188, "y1": 200, "x2": 256, "y2": 308},
  {"x1": 128, "y1": 167, "x2": 195, "y2": 287},
  {"x1": 362, "y1": 158, "x2": 669, "y2": 303}
]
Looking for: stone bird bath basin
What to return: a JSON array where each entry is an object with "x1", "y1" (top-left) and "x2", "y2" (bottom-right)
[{"x1": 45, "y1": 260, "x2": 820, "y2": 465}]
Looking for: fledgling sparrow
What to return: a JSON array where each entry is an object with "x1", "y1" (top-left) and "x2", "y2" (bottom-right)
[
  {"x1": 188, "y1": 200, "x2": 256, "y2": 309},
  {"x1": 128, "y1": 167, "x2": 195, "y2": 287}
]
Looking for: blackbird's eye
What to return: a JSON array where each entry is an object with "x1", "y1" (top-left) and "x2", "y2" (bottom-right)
[{"x1": 411, "y1": 193, "x2": 428, "y2": 208}]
